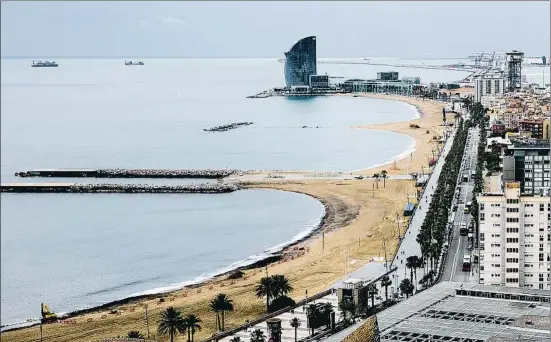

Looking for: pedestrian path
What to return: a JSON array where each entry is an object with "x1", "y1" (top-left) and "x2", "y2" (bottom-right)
[{"x1": 388, "y1": 127, "x2": 457, "y2": 294}]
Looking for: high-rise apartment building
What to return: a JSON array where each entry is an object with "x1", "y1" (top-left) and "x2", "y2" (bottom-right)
[
  {"x1": 474, "y1": 72, "x2": 506, "y2": 108},
  {"x1": 501, "y1": 140, "x2": 550, "y2": 196},
  {"x1": 477, "y1": 182, "x2": 550, "y2": 290}
]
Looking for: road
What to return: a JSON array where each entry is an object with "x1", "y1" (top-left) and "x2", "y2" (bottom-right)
[
  {"x1": 441, "y1": 127, "x2": 480, "y2": 283},
  {"x1": 387, "y1": 126, "x2": 457, "y2": 295}
]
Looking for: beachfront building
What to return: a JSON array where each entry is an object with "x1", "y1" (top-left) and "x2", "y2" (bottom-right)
[
  {"x1": 477, "y1": 182, "x2": 550, "y2": 290},
  {"x1": 501, "y1": 139, "x2": 550, "y2": 195},
  {"x1": 341, "y1": 78, "x2": 416, "y2": 96},
  {"x1": 474, "y1": 72, "x2": 506, "y2": 108},
  {"x1": 284, "y1": 36, "x2": 317, "y2": 87}
]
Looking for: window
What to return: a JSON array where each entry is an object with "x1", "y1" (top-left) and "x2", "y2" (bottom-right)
[
  {"x1": 507, "y1": 199, "x2": 520, "y2": 204},
  {"x1": 540, "y1": 204, "x2": 545, "y2": 212},
  {"x1": 525, "y1": 214, "x2": 534, "y2": 218},
  {"x1": 507, "y1": 228, "x2": 519, "y2": 233},
  {"x1": 492, "y1": 244, "x2": 502, "y2": 248},
  {"x1": 491, "y1": 254, "x2": 501, "y2": 257},
  {"x1": 491, "y1": 263, "x2": 501, "y2": 268},
  {"x1": 491, "y1": 204, "x2": 501, "y2": 207},
  {"x1": 486, "y1": 80, "x2": 492, "y2": 94},
  {"x1": 492, "y1": 234, "x2": 501, "y2": 238},
  {"x1": 507, "y1": 238, "x2": 519, "y2": 243},
  {"x1": 480, "y1": 233, "x2": 485, "y2": 241},
  {"x1": 495, "y1": 79, "x2": 500, "y2": 93},
  {"x1": 507, "y1": 248, "x2": 519, "y2": 253},
  {"x1": 506, "y1": 278, "x2": 519, "y2": 283},
  {"x1": 493, "y1": 223, "x2": 501, "y2": 227},
  {"x1": 507, "y1": 258, "x2": 519, "y2": 263},
  {"x1": 507, "y1": 217, "x2": 519, "y2": 222},
  {"x1": 525, "y1": 204, "x2": 534, "y2": 207},
  {"x1": 506, "y1": 268, "x2": 519, "y2": 273},
  {"x1": 507, "y1": 208, "x2": 519, "y2": 212},
  {"x1": 492, "y1": 214, "x2": 501, "y2": 218}
]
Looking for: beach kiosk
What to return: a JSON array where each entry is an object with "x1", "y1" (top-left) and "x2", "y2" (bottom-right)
[
  {"x1": 266, "y1": 318, "x2": 282, "y2": 342},
  {"x1": 337, "y1": 278, "x2": 369, "y2": 309}
]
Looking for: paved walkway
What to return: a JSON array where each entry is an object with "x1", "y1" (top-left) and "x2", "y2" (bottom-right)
[{"x1": 388, "y1": 126, "x2": 457, "y2": 295}]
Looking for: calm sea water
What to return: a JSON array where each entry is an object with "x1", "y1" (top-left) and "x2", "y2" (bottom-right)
[{"x1": 1, "y1": 58, "x2": 471, "y2": 326}]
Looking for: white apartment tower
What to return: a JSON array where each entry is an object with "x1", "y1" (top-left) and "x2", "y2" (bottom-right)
[
  {"x1": 474, "y1": 73, "x2": 506, "y2": 108},
  {"x1": 477, "y1": 182, "x2": 550, "y2": 290}
]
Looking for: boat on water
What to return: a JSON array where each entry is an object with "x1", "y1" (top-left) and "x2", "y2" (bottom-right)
[
  {"x1": 31, "y1": 61, "x2": 58, "y2": 67},
  {"x1": 125, "y1": 60, "x2": 144, "y2": 66}
]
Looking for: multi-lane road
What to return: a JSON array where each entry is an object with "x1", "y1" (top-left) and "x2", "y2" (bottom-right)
[{"x1": 442, "y1": 126, "x2": 480, "y2": 283}]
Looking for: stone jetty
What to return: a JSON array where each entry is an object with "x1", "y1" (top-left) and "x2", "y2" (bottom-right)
[
  {"x1": 203, "y1": 122, "x2": 253, "y2": 132},
  {"x1": 15, "y1": 168, "x2": 240, "y2": 179},
  {"x1": 1, "y1": 182, "x2": 240, "y2": 193}
]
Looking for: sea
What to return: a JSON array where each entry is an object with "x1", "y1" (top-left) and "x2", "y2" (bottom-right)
[{"x1": 0, "y1": 58, "x2": 547, "y2": 328}]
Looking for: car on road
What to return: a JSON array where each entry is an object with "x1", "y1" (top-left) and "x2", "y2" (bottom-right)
[{"x1": 460, "y1": 223, "x2": 468, "y2": 235}]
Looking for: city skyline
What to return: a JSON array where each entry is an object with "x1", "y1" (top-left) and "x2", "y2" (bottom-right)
[{"x1": 1, "y1": 1, "x2": 549, "y2": 58}]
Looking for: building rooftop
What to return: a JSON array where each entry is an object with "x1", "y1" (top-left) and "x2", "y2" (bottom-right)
[{"x1": 323, "y1": 281, "x2": 550, "y2": 342}]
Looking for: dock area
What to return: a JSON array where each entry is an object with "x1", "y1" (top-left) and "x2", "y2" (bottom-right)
[
  {"x1": 14, "y1": 168, "x2": 240, "y2": 179},
  {"x1": 0, "y1": 182, "x2": 240, "y2": 193}
]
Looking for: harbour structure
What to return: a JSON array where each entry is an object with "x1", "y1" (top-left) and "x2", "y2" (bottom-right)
[
  {"x1": 0, "y1": 182, "x2": 240, "y2": 194},
  {"x1": 14, "y1": 168, "x2": 239, "y2": 179},
  {"x1": 477, "y1": 182, "x2": 550, "y2": 290},
  {"x1": 501, "y1": 139, "x2": 550, "y2": 196},
  {"x1": 325, "y1": 281, "x2": 550, "y2": 342},
  {"x1": 506, "y1": 51, "x2": 524, "y2": 92},
  {"x1": 284, "y1": 36, "x2": 317, "y2": 87}
]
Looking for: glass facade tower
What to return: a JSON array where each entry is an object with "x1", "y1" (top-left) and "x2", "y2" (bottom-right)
[{"x1": 284, "y1": 36, "x2": 317, "y2": 87}]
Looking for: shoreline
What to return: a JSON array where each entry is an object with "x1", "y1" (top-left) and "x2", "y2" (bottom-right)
[
  {"x1": 0, "y1": 187, "x2": 330, "y2": 333},
  {"x1": 1, "y1": 95, "x2": 445, "y2": 341}
]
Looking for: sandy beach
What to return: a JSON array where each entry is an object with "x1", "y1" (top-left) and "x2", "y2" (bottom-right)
[{"x1": 1, "y1": 95, "x2": 445, "y2": 342}]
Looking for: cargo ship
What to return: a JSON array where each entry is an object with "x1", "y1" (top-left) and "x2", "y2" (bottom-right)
[
  {"x1": 125, "y1": 60, "x2": 144, "y2": 66},
  {"x1": 31, "y1": 61, "x2": 58, "y2": 67}
]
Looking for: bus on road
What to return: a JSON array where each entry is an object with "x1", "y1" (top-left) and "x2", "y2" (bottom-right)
[{"x1": 462, "y1": 254, "x2": 471, "y2": 272}]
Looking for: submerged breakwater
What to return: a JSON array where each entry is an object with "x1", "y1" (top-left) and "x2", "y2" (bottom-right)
[
  {"x1": 203, "y1": 122, "x2": 254, "y2": 132},
  {"x1": 15, "y1": 168, "x2": 240, "y2": 179},
  {"x1": 1, "y1": 183, "x2": 240, "y2": 193}
]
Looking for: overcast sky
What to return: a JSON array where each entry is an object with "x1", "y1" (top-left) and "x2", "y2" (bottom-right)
[{"x1": 1, "y1": 1, "x2": 549, "y2": 58}]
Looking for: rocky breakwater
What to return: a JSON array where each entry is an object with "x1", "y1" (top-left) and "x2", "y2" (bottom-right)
[
  {"x1": 15, "y1": 169, "x2": 240, "y2": 179},
  {"x1": 1, "y1": 183, "x2": 241, "y2": 193},
  {"x1": 203, "y1": 122, "x2": 254, "y2": 132}
]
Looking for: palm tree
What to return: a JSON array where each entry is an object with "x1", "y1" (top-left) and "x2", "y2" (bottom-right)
[
  {"x1": 413, "y1": 256, "x2": 424, "y2": 291},
  {"x1": 405, "y1": 256, "x2": 416, "y2": 283},
  {"x1": 127, "y1": 331, "x2": 145, "y2": 339},
  {"x1": 271, "y1": 274, "x2": 293, "y2": 298},
  {"x1": 338, "y1": 299, "x2": 357, "y2": 325},
  {"x1": 250, "y1": 329, "x2": 266, "y2": 342},
  {"x1": 229, "y1": 337, "x2": 242, "y2": 342},
  {"x1": 381, "y1": 276, "x2": 392, "y2": 302},
  {"x1": 373, "y1": 173, "x2": 380, "y2": 188},
  {"x1": 381, "y1": 170, "x2": 388, "y2": 188},
  {"x1": 184, "y1": 314, "x2": 202, "y2": 342},
  {"x1": 319, "y1": 302, "x2": 334, "y2": 329},
  {"x1": 367, "y1": 283, "x2": 378, "y2": 308},
  {"x1": 255, "y1": 276, "x2": 274, "y2": 312},
  {"x1": 305, "y1": 303, "x2": 321, "y2": 335},
  {"x1": 290, "y1": 317, "x2": 301, "y2": 342},
  {"x1": 399, "y1": 279, "x2": 414, "y2": 298},
  {"x1": 157, "y1": 307, "x2": 186, "y2": 342},
  {"x1": 209, "y1": 293, "x2": 233, "y2": 331}
]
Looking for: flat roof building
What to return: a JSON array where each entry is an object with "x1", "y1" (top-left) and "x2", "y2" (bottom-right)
[{"x1": 324, "y1": 281, "x2": 550, "y2": 342}]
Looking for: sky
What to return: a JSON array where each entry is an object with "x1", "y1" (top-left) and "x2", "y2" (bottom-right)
[{"x1": 1, "y1": 1, "x2": 549, "y2": 58}]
